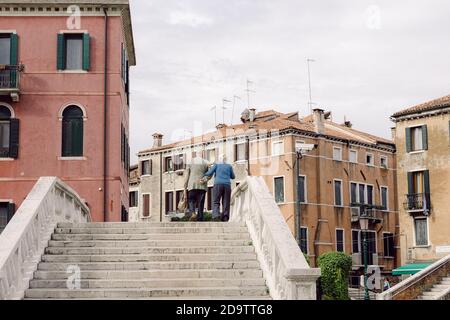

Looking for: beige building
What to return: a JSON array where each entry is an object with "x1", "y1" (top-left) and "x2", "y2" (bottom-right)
[
  {"x1": 391, "y1": 94, "x2": 450, "y2": 264},
  {"x1": 132, "y1": 109, "x2": 398, "y2": 276}
]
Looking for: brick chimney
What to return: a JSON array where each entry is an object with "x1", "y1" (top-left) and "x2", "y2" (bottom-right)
[
  {"x1": 249, "y1": 108, "x2": 256, "y2": 122},
  {"x1": 216, "y1": 123, "x2": 227, "y2": 130},
  {"x1": 152, "y1": 133, "x2": 163, "y2": 148},
  {"x1": 313, "y1": 108, "x2": 325, "y2": 134}
]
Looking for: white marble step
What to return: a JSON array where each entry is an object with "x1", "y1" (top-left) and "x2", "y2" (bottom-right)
[
  {"x1": 25, "y1": 287, "x2": 269, "y2": 299},
  {"x1": 54, "y1": 227, "x2": 248, "y2": 234},
  {"x1": 51, "y1": 233, "x2": 251, "y2": 241},
  {"x1": 57, "y1": 222, "x2": 245, "y2": 228},
  {"x1": 48, "y1": 239, "x2": 253, "y2": 247}
]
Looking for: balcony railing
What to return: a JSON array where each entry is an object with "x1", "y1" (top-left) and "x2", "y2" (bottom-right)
[
  {"x1": 0, "y1": 65, "x2": 23, "y2": 101},
  {"x1": 350, "y1": 203, "x2": 384, "y2": 223},
  {"x1": 403, "y1": 193, "x2": 431, "y2": 212}
]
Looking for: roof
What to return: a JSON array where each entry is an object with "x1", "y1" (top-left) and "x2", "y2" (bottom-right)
[
  {"x1": 139, "y1": 109, "x2": 394, "y2": 155},
  {"x1": 0, "y1": 0, "x2": 136, "y2": 66},
  {"x1": 392, "y1": 94, "x2": 450, "y2": 118}
]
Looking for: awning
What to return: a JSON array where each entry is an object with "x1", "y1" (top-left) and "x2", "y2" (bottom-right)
[{"x1": 392, "y1": 263, "x2": 432, "y2": 275}]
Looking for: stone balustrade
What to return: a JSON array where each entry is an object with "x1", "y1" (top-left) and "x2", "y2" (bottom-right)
[
  {"x1": 0, "y1": 177, "x2": 91, "y2": 300},
  {"x1": 230, "y1": 176, "x2": 321, "y2": 300}
]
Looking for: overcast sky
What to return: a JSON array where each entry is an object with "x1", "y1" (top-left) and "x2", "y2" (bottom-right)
[{"x1": 128, "y1": 0, "x2": 450, "y2": 163}]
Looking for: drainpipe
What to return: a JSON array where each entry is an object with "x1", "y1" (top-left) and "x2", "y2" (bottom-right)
[{"x1": 103, "y1": 7, "x2": 109, "y2": 222}]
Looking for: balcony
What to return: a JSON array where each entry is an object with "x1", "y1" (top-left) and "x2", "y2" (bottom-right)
[
  {"x1": 350, "y1": 203, "x2": 384, "y2": 223},
  {"x1": 0, "y1": 65, "x2": 23, "y2": 102},
  {"x1": 403, "y1": 193, "x2": 431, "y2": 213}
]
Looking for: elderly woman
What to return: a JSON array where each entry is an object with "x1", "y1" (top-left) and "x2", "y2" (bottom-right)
[{"x1": 202, "y1": 154, "x2": 235, "y2": 222}]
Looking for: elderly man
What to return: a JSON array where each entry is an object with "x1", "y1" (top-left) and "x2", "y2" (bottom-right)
[
  {"x1": 184, "y1": 151, "x2": 210, "y2": 221},
  {"x1": 202, "y1": 154, "x2": 235, "y2": 222}
]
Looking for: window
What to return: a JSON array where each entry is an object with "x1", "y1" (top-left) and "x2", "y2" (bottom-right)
[
  {"x1": 350, "y1": 183, "x2": 357, "y2": 205},
  {"x1": 299, "y1": 227, "x2": 308, "y2": 254},
  {"x1": 352, "y1": 230, "x2": 359, "y2": 253},
  {"x1": 129, "y1": 191, "x2": 138, "y2": 208},
  {"x1": 121, "y1": 43, "x2": 130, "y2": 105},
  {"x1": 298, "y1": 175, "x2": 307, "y2": 203},
  {"x1": 272, "y1": 141, "x2": 284, "y2": 156},
  {"x1": 141, "y1": 160, "x2": 151, "y2": 176},
  {"x1": 407, "y1": 170, "x2": 431, "y2": 211},
  {"x1": 235, "y1": 142, "x2": 246, "y2": 161},
  {"x1": 165, "y1": 192, "x2": 174, "y2": 214},
  {"x1": 383, "y1": 233, "x2": 395, "y2": 257},
  {"x1": 406, "y1": 125, "x2": 428, "y2": 152},
  {"x1": 206, "y1": 148, "x2": 217, "y2": 163},
  {"x1": 361, "y1": 231, "x2": 377, "y2": 265},
  {"x1": 414, "y1": 218, "x2": 428, "y2": 246},
  {"x1": 120, "y1": 124, "x2": 130, "y2": 171},
  {"x1": 57, "y1": 33, "x2": 90, "y2": 71},
  {"x1": 380, "y1": 187, "x2": 388, "y2": 210},
  {"x1": 349, "y1": 150, "x2": 358, "y2": 163},
  {"x1": 333, "y1": 146, "x2": 342, "y2": 161},
  {"x1": 274, "y1": 177, "x2": 285, "y2": 203},
  {"x1": 142, "y1": 194, "x2": 150, "y2": 217},
  {"x1": 334, "y1": 180, "x2": 343, "y2": 206},
  {"x1": 164, "y1": 156, "x2": 173, "y2": 172},
  {"x1": 0, "y1": 202, "x2": 14, "y2": 234},
  {"x1": 336, "y1": 229, "x2": 344, "y2": 252},
  {"x1": 380, "y1": 156, "x2": 388, "y2": 168},
  {"x1": 366, "y1": 153, "x2": 374, "y2": 166},
  {"x1": 62, "y1": 106, "x2": 84, "y2": 157},
  {"x1": 367, "y1": 185, "x2": 374, "y2": 205},
  {"x1": 0, "y1": 105, "x2": 19, "y2": 159},
  {"x1": 173, "y1": 154, "x2": 185, "y2": 171},
  {"x1": 0, "y1": 33, "x2": 18, "y2": 89}
]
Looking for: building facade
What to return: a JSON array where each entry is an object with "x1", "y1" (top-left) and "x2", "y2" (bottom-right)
[
  {"x1": 132, "y1": 109, "x2": 399, "y2": 276},
  {"x1": 392, "y1": 94, "x2": 450, "y2": 264},
  {"x1": 0, "y1": 0, "x2": 135, "y2": 226}
]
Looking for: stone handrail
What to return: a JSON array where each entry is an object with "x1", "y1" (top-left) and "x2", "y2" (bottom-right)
[
  {"x1": 377, "y1": 254, "x2": 450, "y2": 300},
  {"x1": 0, "y1": 177, "x2": 91, "y2": 300},
  {"x1": 230, "y1": 176, "x2": 321, "y2": 300}
]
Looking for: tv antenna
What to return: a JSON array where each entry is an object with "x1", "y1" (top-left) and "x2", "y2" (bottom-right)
[
  {"x1": 210, "y1": 106, "x2": 217, "y2": 126},
  {"x1": 246, "y1": 79, "x2": 256, "y2": 108},
  {"x1": 222, "y1": 99, "x2": 231, "y2": 124},
  {"x1": 231, "y1": 95, "x2": 241, "y2": 125},
  {"x1": 307, "y1": 58, "x2": 316, "y2": 114}
]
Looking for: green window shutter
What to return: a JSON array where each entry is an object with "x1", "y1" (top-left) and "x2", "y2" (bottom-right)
[
  {"x1": 7, "y1": 202, "x2": 15, "y2": 223},
  {"x1": 9, "y1": 118, "x2": 19, "y2": 159},
  {"x1": 422, "y1": 125, "x2": 428, "y2": 150},
  {"x1": 424, "y1": 170, "x2": 430, "y2": 194},
  {"x1": 10, "y1": 33, "x2": 18, "y2": 65},
  {"x1": 10, "y1": 33, "x2": 18, "y2": 87},
  {"x1": 72, "y1": 118, "x2": 84, "y2": 156},
  {"x1": 407, "y1": 172, "x2": 414, "y2": 195},
  {"x1": 82, "y1": 33, "x2": 90, "y2": 71},
  {"x1": 57, "y1": 33, "x2": 66, "y2": 70},
  {"x1": 405, "y1": 127, "x2": 412, "y2": 153}
]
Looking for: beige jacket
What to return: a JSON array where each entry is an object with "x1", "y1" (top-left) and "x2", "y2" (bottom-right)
[{"x1": 184, "y1": 157, "x2": 210, "y2": 191}]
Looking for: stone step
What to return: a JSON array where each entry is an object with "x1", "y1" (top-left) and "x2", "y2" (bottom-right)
[
  {"x1": 57, "y1": 222, "x2": 245, "y2": 228},
  {"x1": 33, "y1": 269, "x2": 264, "y2": 280},
  {"x1": 440, "y1": 280, "x2": 450, "y2": 285},
  {"x1": 48, "y1": 239, "x2": 253, "y2": 248},
  {"x1": 29, "y1": 278, "x2": 266, "y2": 289},
  {"x1": 421, "y1": 291, "x2": 439, "y2": 296},
  {"x1": 430, "y1": 287, "x2": 448, "y2": 292},
  {"x1": 432, "y1": 284, "x2": 450, "y2": 289},
  {"x1": 51, "y1": 233, "x2": 251, "y2": 241},
  {"x1": 26, "y1": 296, "x2": 272, "y2": 300},
  {"x1": 40, "y1": 253, "x2": 257, "y2": 263},
  {"x1": 25, "y1": 287, "x2": 269, "y2": 299},
  {"x1": 45, "y1": 246, "x2": 255, "y2": 255},
  {"x1": 37, "y1": 261, "x2": 260, "y2": 271},
  {"x1": 54, "y1": 227, "x2": 248, "y2": 234}
]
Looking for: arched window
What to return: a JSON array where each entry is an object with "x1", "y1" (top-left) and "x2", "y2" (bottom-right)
[
  {"x1": 0, "y1": 105, "x2": 19, "y2": 159},
  {"x1": 62, "y1": 105, "x2": 84, "y2": 157}
]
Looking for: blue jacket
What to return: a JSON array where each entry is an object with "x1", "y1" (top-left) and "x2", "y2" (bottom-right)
[{"x1": 204, "y1": 163, "x2": 235, "y2": 186}]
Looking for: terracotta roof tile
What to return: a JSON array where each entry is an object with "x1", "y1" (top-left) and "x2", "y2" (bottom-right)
[{"x1": 392, "y1": 94, "x2": 450, "y2": 118}]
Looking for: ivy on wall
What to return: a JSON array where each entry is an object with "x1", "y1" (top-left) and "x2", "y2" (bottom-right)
[{"x1": 317, "y1": 252, "x2": 353, "y2": 300}]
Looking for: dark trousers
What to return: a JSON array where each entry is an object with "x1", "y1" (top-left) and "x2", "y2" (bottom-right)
[
  {"x1": 212, "y1": 184, "x2": 231, "y2": 221},
  {"x1": 188, "y1": 189, "x2": 206, "y2": 221}
]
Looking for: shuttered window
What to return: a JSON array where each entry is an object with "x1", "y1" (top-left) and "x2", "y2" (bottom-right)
[
  {"x1": 299, "y1": 227, "x2": 308, "y2": 254},
  {"x1": 336, "y1": 229, "x2": 344, "y2": 252},
  {"x1": 0, "y1": 202, "x2": 15, "y2": 234},
  {"x1": 62, "y1": 106, "x2": 84, "y2": 157},
  {"x1": 274, "y1": 177, "x2": 285, "y2": 203},
  {"x1": 406, "y1": 125, "x2": 428, "y2": 152},
  {"x1": 143, "y1": 194, "x2": 150, "y2": 217},
  {"x1": 383, "y1": 233, "x2": 395, "y2": 257},
  {"x1": 57, "y1": 33, "x2": 90, "y2": 71},
  {"x1": 0, "y1": 106, "x2": 19, "y2": 159},
  {"x1": 0, "y1": 33, "x2": 18, "y2": 89}
]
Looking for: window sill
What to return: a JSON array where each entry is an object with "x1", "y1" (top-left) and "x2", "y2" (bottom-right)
[
  {"x1": 0, "y1": 158, "x2": 15, "y2": 161},
  {"x1": 366, "y1": 164, "x2": 375, "y2": 167},
  {"x1": 58, "y1": 70, "x2": 88, "y2": 74},
  {"x1": 333, "y1": 159, "x2": 343, "y2": 162},
  {"x1": 408, "y1": 150, "x2": 426, "y2": 155},
  {"x1": 413, "y1": 245, "x2": 431, "y2": 249},
  {"x1": 58, "y1": 157, "x2": 87, "y2": 161},
  {"x1": 141, "y1": 174, "x2": 152, "y2": 178},
  {"x1": 235, "y1": 160, "x2": 248, "y2": 164}
]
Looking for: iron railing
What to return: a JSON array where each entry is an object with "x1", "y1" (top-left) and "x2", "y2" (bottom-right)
[
  {"x1": 403, "y1": 193, "x2": 431, "y2": 212},
  {"x1": 0, "y1": 65, "x2": 23, "y2": 90}
]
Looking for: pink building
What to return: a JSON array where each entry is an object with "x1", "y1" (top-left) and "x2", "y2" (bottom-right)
[{"x1": 0, "y1": 0, "x2": 136, "y2": 227}]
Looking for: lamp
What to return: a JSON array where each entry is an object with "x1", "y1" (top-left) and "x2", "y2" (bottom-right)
[{"x1": 359, "y1": 211, "x2": 370, "y2": 300}]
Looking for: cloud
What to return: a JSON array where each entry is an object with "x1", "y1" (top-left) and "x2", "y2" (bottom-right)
[{"x1": 167, "y1": 10, "x2": 213, "y2": 27}]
